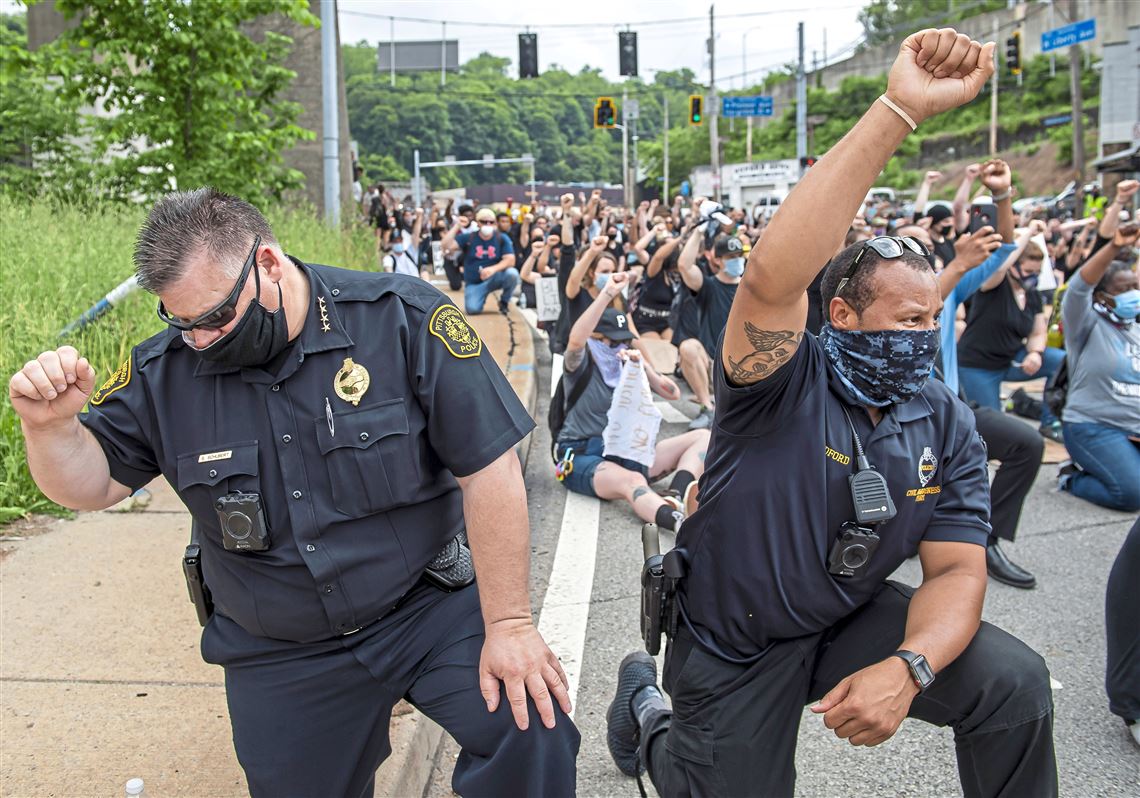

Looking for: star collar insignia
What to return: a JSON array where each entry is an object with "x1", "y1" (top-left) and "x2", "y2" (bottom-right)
[{"x1": 318, "y1": 296, "x2": 331, "y2": 333}]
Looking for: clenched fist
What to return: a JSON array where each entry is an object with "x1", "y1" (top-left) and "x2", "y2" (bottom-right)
[
  {"x1": 885, "y1": 28, "x2": 995, "y2": 127},
  {"x1": 9, "y1": 346, "x2": 97, "y2": 431}
]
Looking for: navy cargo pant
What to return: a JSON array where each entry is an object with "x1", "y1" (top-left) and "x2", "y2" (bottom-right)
[
  {"x1": 639, "y1": 581, "x2": 1057, "y2": 797},
  {"x1": 201, "y1": 582, "x2": 580, "y2": 798}
]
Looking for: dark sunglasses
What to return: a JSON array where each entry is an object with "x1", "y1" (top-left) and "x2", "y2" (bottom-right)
[
  {"x1": 157, "y1": 236, "x2": 261, "y2": 331},
  {"x1": 836, "y1": 236, "x2": 930, "y2": 296}
]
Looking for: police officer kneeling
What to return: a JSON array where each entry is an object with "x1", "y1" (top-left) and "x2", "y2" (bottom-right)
[
  {"x1": 606, "y1": 29, "x2": 1057, "y2": 798},
  {"x1": 8, "y1": 188, "x2": 579, "y2": 797}
]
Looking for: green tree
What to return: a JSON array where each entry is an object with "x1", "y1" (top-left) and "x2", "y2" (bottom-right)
[
  {"x1": 858, "y1": 0, "x2": 1006, "y2": 47},
  {"x1": 38, "y1": 0, "x2": 319, "y2": 203}
]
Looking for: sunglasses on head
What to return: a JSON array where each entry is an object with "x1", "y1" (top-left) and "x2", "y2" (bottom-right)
[
  {"x1": 157, "y1": 236, "x2": 261, "y2": 331},
  {"x1": 836, "y1": 236, "x2": 930, "y2": 296}
]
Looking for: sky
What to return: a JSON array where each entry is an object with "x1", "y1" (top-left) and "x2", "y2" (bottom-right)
[
  {"x1": 332, "y1": 0, "x2": 867, "y2": 88},
  {"x1": 2, "y1": 0, "x2": 869, "y2": 87}
]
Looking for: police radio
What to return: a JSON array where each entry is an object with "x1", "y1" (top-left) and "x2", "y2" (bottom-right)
[{"x1": 829, "y1": 408, "x2": 896, "y2": 578}]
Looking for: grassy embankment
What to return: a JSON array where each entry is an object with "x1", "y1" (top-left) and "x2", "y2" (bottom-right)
[{"x1": 0, "y1": 198, "x2": 375, "y2": 520}]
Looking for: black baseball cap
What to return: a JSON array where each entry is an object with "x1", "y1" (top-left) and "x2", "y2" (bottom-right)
[
  {"x1": 713, "y1": 235, "x2": 745, "y2": 258},
  {"x1": 596, "y1": 308, "x2": 636, "y2": 341}
]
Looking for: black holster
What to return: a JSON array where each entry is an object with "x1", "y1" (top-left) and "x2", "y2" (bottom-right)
[
  {"x1": 182, "y1": 524, "x2": 214, "y2": 627},
  {"x1": 640, "y1": 523, "x2": 684, "y2": 656}
]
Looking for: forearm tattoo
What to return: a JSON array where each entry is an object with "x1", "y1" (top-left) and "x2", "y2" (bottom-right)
[{"x1": 725, "y1": 322, "x2": 803, "y2": 385}]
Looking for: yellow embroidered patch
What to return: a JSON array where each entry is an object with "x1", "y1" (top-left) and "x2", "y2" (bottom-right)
[
  {"x1": 89, "y1": 358, "x2": 131, "y2": 406},
  {"x1": 429, "y1": 305, "x2": 483, "y2": 359}
]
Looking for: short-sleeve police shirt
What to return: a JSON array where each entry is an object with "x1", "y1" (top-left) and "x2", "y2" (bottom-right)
[
  {"x1": 79, "y1": 262, "x2": 535, "y2": 643},
  {"x1": 676, "y1": 332, "x2": 991, "y2": 659}
]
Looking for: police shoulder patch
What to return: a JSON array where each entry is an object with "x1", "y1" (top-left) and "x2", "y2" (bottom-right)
[
  {"x1": 429, "y1": 305, "x2": 483, "y2": 359},
  {"x1": 89, "y1": 357, "x2": 131, "y2": 406}
]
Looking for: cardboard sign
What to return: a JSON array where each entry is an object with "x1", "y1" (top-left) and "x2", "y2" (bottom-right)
[
  {"x1": 603, "y1": 358, "x2": 663, "y2": 468},
  {"x1": 536, "y1": 276, "x2": 561, "y2": 322}
]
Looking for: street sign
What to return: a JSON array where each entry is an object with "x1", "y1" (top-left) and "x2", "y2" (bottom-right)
[
  {"x1": 1043, "y1": 113, "x2": 1073, "y2": 127},
  {"x1": 625, "y1": 99, "x2": 640, "y2": 121},
  {"x1": 1040, "y1": 18, "x2": 1095, "y2": 53},
  {"x1": 722, "y1": 96, "x2": 773, "y2": 118}
]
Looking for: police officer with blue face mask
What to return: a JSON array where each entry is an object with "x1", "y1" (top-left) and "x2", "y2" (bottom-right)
[
  {"x1": 606, "y1": 28, "x2": 1057, "y2": 798},
  {"x1": 9, "y1": 188, "x2": 579, "y2": 798}
]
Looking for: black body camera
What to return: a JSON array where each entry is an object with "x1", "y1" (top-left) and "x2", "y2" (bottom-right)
[
  {"x1": 828, "y1": 521, "x2": 881, "y2": 578},
  {"x1": 215, "y1": 491, "x2": 269, "y2": 552}
]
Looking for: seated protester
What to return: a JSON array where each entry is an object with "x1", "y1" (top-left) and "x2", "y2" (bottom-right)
[
  {"x1": 441, "y1": 208, "x2": 519, "y2": 315},
  {"x1": 556, "y1": 273, "x2": 709, "y2": 531},
  {"x1": 935, "y1": 184, "x2": 1049, "y2": 589},
  {"x1": 607, "y1": 32, "x2": 1056, "y2": 797},
  {"x1": 629, "y1": 218, "x2": 663, "y2": 267},
  {"x1": 382, "y1": 207, "x2": 424, "y2": 278},
  {"x1": 632, "y1": 229, "x2": 682, "y2": 341},
  {"x1": 518, "y1": 233, "x2": 560, "y2": 319},
  {"x1": 957, "y1": 237, "x2": 1066, "y2": 441},
  {"x1": 675, "y1": 231, "x2": 745, "y2": 430},
  {"x1": 1057, "y1": 226, "x2": 1140, "y2": 512},
  {"x1": 563, "y1": 234, "x2": 629, "y2": 336}
]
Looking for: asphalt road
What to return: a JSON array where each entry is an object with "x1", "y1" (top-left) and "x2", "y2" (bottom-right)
[{"x1": 427, "y1": 330, "x2": 1139, "y2": 798}]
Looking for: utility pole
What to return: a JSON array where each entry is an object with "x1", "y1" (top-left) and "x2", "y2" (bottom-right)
[
  {"x1": 622, "y1": 86, "x2": 630, "y2": 208},
  {"x1": 389, "y1": 16, "x2": 396, "y2": 88},
  {"x1": 663, "y1": 97, "x2": 670, "y2": 201},
  {"x1": 709, "y1": 4, "x2": 720, "y2": 201},
  {"x1": 319, "y1": 0, "x2": 340, "y2": 226},
  {"x1": 1068, "y1": 0, "x2": 1085, "y2": 204},
  {"x1": 989, "y1": 18, "x2": 998, "y2": 156},
  {"x1": 440, "y1": 22, "x2": 446, "y2": 87},
  {"x1": 746, "y1": 116, "x2": 753, "y2": 163},
  {"x1": 796, "y1": 22, "x2": 807, "y2": 168}
]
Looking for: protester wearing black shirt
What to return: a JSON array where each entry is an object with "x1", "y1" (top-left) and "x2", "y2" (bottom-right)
[
  {"x1": 633, "y1": 234, "x2": 681, "y2": 338},
  {"x1": 605, "y1": 30, "x2": 1056, "y2": 797}
]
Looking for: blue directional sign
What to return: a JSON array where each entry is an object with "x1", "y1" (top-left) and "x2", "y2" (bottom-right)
[
  {"x1": 721, "y1": 96, "x2": 774, "y2": 118},
  {"x1": 1041, "y1": 19, "x2": 1096, "y2": 53}
]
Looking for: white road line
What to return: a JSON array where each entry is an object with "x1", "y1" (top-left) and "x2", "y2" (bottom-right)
[
  {"x1": 536, "y1": 490, "x2": 600, "y2": 719},
  {"x1": 655, "y1": 400, "x2": 689, "y2": 425}
]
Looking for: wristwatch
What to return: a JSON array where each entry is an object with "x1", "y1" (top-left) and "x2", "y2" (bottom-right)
[{"x1": 893, "y1": 650, "x2": 935, "y2": 693}]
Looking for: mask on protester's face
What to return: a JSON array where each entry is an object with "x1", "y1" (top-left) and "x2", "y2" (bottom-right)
[
  {"x1": 1108, "y1": 289, "x2": 1140, "y2": 320},
  {"x1": 392, "y1": 244, "x2": 405, "y2": 255},
  {"x1": 818, "y1": 324, "x2": 940, "y2": 407},
  {"x1": 191, "y1": 268, "x2": 290, "y2": 369},
  {"x1": 616, "y1": 223, "x2": 625, "y2": 232},
  {"x1": 723, "y1": 257, "x2": 745, "y2": 277},
  {"x1": 595, "y1": 272, "x2": 611, "y2": 290},
  {"x1": 480, "y1": 224, "x2": 495, "y2": 238}
]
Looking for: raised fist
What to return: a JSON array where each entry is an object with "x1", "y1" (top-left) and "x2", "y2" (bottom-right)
[
  {"x1": 9, "y1": 346, "x2": 97, "y2": 431},
  {"x1": 885, "y1": 28, "x2": 995, "y2": 125},
  {"x1": 561, "y1": 193, "x2": 574, "y2": 208},
  {"x1": 965, "y1": 163, "x2": 982, "y2": 180},
  {"x1": 591, "y1": 235, "x2": 609, "y2": 249},
  {"x1": 924, "y1": 170, "x2": 943, "y2": 184},
  {"x1": 980, "y1": 159, "x2": 1011, "y2": 194},
  {"x1": 1115, "y1": 180, "x2": 1139, "y2": 204}
]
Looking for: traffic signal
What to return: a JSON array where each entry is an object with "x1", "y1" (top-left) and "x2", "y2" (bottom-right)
[
  {"x1": 688, "y1": 95, "x2": 703, "y2": 126},
  {"x1": 594, "y1": 97, "x2": 617, "y2": 129},
  {"x1": 618, "y1": 31, "x2": 638, "y2": 77},
  {"x1": 799, "y1": 155, "x2": 817, "y2": 169},
  {"x1": 518, "y1": 33, "x2": 538, "y2": 79},
  {"x1": 1005, "y1": 31, "x2": 1021, "y2": 75}
]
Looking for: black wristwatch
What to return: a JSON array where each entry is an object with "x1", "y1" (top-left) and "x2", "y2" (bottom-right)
[{"x1": 893, "y1": 650, "x2": 935, "y2": 693}]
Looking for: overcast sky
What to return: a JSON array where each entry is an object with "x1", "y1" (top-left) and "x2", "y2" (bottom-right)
[
  {"x1": 3, "y1": 0, "x2": 869, "y2": 87},
  {"x1": 338, "y1": 0, "x2": 867, "y2": 86}
]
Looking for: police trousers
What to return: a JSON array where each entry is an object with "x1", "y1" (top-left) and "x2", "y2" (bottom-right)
[
  {"x1": 639, "y1": 581, "x2": 1057, "y2": 798},
  {"x1": 1107, "y1": 517, "x2": 1140, "y2": 724},
  {"x1": 201, "y1": 582, "x2": 580, "y2": 798}
]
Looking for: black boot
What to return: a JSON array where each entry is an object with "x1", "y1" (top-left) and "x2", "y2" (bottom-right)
[
  {"x1": 987, "y1": 538, "x2": 1037, "y2": 589},
  {"x1": 606, "y1": 651, "x2": 664, "y2": 777}
]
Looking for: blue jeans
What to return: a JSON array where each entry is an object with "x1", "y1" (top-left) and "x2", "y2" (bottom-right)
[
  {"x1": 1060, "y1": 421, "x2": 1140, "y2": 511},
  {"x1": 555, "y1": 437, "x2": 647, "y2": 498},
  {"x1": 463, "y1": 267, "x2": 519, "y2": 315},
  {"x1": 958, "y1": 345, "x2": 1065, "y2": 426}
]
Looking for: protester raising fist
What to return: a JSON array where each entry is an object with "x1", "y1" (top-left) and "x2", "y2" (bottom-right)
[{"x1": 886, "y1": 28, "x2": 995, "y2": 125}]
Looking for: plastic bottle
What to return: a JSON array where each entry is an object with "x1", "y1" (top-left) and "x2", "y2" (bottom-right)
[{"x1": 124, "y1": 778, "x2": 145, "y2": 797}]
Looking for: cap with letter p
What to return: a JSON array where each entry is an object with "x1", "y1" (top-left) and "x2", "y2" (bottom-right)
[{"x1": 595, "y1": 308, "x2": 636, "y2": 341}]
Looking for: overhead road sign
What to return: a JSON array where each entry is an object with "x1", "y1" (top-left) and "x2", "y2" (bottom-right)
[{"x1": 722, "y1": 96, "x2": 773, "y2": 118}]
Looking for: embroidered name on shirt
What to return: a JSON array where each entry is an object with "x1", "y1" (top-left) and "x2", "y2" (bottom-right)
[
  {"x1": 906, "y1": 485, "x2": 942, "y2": 502},
  {"x1": 825, "y1": 445, "x2": 851, "y2": 466},
  {"x1": 198, "y1": 450, "x2": 233, "y2": 463}
]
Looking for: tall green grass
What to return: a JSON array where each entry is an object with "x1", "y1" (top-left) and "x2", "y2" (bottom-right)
[{"x1": 0, "y1": 197, "x2": 375, "y2": 520}]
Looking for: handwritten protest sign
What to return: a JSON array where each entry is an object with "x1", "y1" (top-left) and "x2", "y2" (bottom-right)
[{"x1": 603, "y1": 358, "x2": 662, "y2": 468}]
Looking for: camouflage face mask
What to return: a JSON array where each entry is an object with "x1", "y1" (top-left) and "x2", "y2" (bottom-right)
[{"x1": 819, "y1": 323, "x2": 941, "y2": 408}]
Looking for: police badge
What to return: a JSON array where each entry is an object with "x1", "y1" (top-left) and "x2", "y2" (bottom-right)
[
  {"x1": 918, "y1": 446, "x2": 938, "y2": 487},
  {"x1": 333, "y1": 357, "x2": 370, "y2": 406}
]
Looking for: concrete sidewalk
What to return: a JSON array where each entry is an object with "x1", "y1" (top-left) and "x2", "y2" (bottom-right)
[{"x1": 0, "y1": 291, "x2": 537, "y2": 798}]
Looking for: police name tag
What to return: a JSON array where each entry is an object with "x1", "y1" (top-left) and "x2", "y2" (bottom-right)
[{"x1": 198, "y1": 450, "x2": 233, "y2": 463}]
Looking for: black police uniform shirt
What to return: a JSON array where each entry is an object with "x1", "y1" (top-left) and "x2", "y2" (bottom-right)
[
  {"x1": 79, "y1": 261, "x2": 535, "y2": 643},
  {"x1": 676, "y1": 333, "x2": 991, "y2": 659}
]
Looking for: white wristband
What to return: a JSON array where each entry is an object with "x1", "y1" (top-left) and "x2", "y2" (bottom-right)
[{"x1": 878, "y1": 94, "x2": 917, "y2": 131}]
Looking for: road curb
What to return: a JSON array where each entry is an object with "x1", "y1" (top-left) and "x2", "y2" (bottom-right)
[{"x1": 375, "y1": 301, "x2": 539, "y2": 798}]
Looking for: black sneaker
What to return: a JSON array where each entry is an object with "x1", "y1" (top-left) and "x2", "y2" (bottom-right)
[
  {"x1": 607, "y1": 651, "x2": 657, "y2": 777},
  {"x1": 1038, "y1": 421, "x2": 1064, "y2": 443}
]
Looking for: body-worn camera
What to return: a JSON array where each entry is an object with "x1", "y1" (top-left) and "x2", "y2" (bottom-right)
[
  {"x1": 828, "y1": 521, "x2": 880, "y2": 578},
  {"x1": 215, "y1": 491, "x2": 269, "y2": 552}
]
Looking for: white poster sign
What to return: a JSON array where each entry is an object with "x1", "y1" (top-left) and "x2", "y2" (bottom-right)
[
  {"x1": 536, "y1": 276, "x2": 561, "y2": 322},
  {"x1": 603, "y1": 358, "x2": 663, "y2": 468}
]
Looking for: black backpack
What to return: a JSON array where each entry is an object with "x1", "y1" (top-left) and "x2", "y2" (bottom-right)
[
  {"x1": 548, "y1": 350, "x2": 596, "y2": 462},
  {"x1": 1044, "y1": 355, "x2": 1069, "y2": 420}
]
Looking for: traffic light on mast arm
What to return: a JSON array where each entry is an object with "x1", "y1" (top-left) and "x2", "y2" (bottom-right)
[
  {"x1": 594, "y1": 97, "x2": 617, "y2": 129},
  {"x1": 688, "y1": 95, "x2": 703, "y2": 126},
  {"x1": 1005, "y1": 30, "x2": 1021, "y2": 75}
]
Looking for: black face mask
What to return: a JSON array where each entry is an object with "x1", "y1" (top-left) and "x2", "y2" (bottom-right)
[{"x1": 192, "y1": 267, "x2": 289, "y2": 368}]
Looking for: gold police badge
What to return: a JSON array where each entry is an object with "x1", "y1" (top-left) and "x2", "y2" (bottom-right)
[
  {"x1": 333, "y1": 357, "x2": 370, "y2": 406},
  {"x1": 89, "y1": 358, "x2": 131, "y2": 406},
  {"x1": 429, "y1": 305, "x2": 482, "y2": 359}
]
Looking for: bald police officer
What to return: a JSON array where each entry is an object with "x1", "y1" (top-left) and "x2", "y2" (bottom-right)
[
  {"x1": 606, "y1": 29, "x2": 1057, "y2": 797},
  {"x1": 9, "y1": 188, "x2": 579, "y2": 797}
]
